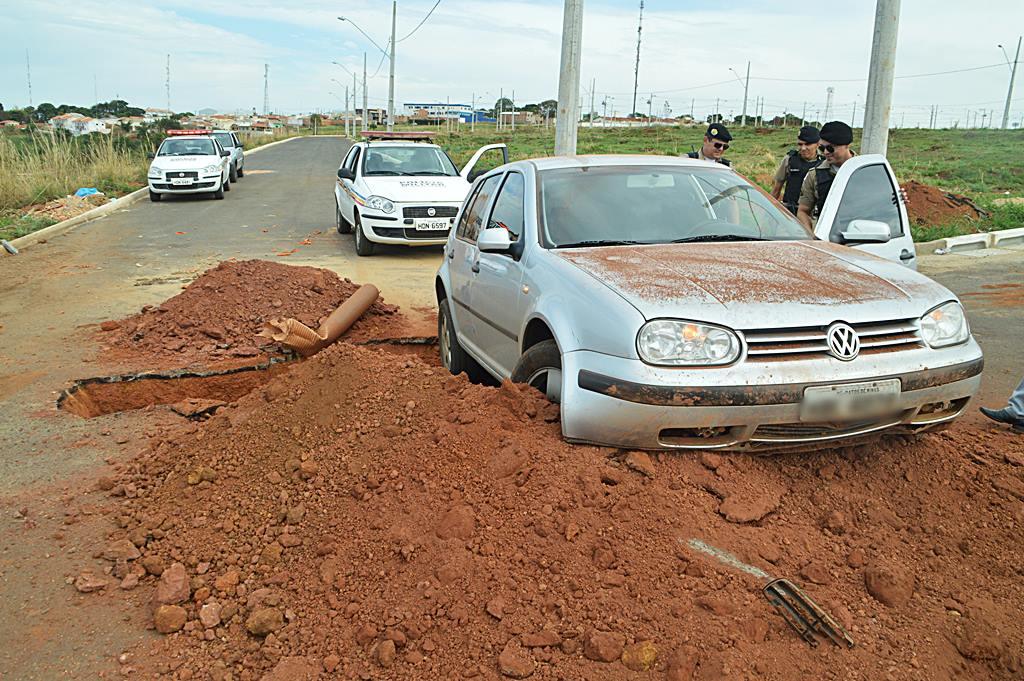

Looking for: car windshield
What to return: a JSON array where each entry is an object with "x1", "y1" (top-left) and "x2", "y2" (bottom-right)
[
  {"x1": 539, "y1": 165, "x2": 812, "y2": 248},
  {"x1": 212, "y1": 133, "x2": 234, "y2": 148},
  {"x1": 158, "y1": 138, "x2": 216, "y2": 156},
  {"x1": 362, "y1": 146, "x2": 458, "y2": 176}
]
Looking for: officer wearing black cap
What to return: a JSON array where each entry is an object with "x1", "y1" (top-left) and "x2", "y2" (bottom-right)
[
  {"x1": 687, "y1": 123, "x2": 732, "y2": 166},
  {"x1": 797, "y1": 121, "x2": 855, "y2": 229},
  {"x1": 772, "y1": 126, "x2": 821, "y2": 215}
]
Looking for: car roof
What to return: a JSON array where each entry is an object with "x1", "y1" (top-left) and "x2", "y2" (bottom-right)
[
  {"x1": 526, "y1": 154, "x2": 730, "y2": 171},
  {"x1": 358, "y1": 141, "x2": 441, "y2": 150},
  {"x1": 162, "y1": 135, "x2": 215, "y2": 141}
]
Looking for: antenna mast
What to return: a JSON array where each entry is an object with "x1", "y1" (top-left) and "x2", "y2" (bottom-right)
[
  {"x1": 263, "y1": 63, "x2": 270, "y2": 115},
  {"x1": 165, "y1": 54, "x2": 171, "y2": 113},
  {"x1": 631, "y1": 1, "x2": 644, "y2": 118},
  {"x1": 26, "y1": 50, "x2": 33, "y2": 107}
]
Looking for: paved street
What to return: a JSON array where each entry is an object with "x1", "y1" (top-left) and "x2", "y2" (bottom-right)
[{"x1": 0, "y1": 136, "x2": 1021, "y2": 679}]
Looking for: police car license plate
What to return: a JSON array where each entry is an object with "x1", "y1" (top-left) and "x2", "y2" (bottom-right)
[
  {"x1": 171, "y1": 178, "x2": 193, "y2": 186},
  {"x1": 800, "y1": 379, "x2": 901, "y2": 422},
  {"x1": 414, "y1": 219, "x2": 448, "y2": 231}
]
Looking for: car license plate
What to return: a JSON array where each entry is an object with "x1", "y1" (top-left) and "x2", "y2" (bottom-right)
[
  {"x1": 415, "y1": 219, "x2": 448, "y2": 231},
  {"x1": 800, "y1": 379, "x2": 901, "y2": 422},
  {"x1": 171, "y1": 178, "x2": 193, "y2": 186}
]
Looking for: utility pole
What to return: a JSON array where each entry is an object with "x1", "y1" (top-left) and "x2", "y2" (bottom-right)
[
  {"x1": 861, "y1": 0, "x2": 900, "y2": 155},
  {"x1": 1001, "y1": 36, "x2": 1021, "y2": 129},
  {"x1": 511, "y1": 89, "x2": 516, "y2": 132},
  {"x1": 554, "y1": 0, "x2": 584, "y2": 155},
  {"x1": 631, "y1": 0, "x2": 644, "y2": 118},
  {"x1": 690, "y1": 98, "x2": 694, "y2": 120},
  {"x1": 602, "y1": 98, "x2": 608, "y2": 127},
  {"x1": 386, "y1": 0, "x2": 397, "y2": 131},
  {"x1": 471, "y1": 92, "x2": 476, "y2": 132},
  {"x1": 824, "y1": 86, "x2": 834, "y2": 120},
  {"x1": 362, "y1": 53, "x2": 369, "y2": 131},
  {"x1": 852, "y1": 99, "x2": 857, "y2": 127},
  {"x1": 25, "y1": 49, "x2": 32, "y2": 108},
  {"x1": 801, "y1": 101, "x2": 807, "y2": 123},
  {"x1": 498, "y1": 87, "x2": 503, "y2": 130},
  {"x1": 715, "y1": 97, "x2": 720, "y2": 121},
  {"x1": 166, "y1": 54, "x2": 171, "y2": 113},
  {"x1": 741, "y1": 61, "x2": 750, "y2": 126},
  {"x1": 590, "y1": 77, "x2": 596, "y2": 128},
  {"x1": 648, "y1": 93, "x2": 653, "y2": 126},
  {"x1": 263, "y1": 64, "x2": 270, "y2": 115},
  {"x1": 353, "y1": 71, "x2": 357, "y2": 134},
  {"x1": 345, "y1": 85, "x2": 350, "y2": 136}
]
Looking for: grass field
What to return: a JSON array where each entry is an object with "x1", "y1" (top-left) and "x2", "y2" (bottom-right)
[{"x1": 3, "y1": 124, "x2": 1021, "y2": 243}]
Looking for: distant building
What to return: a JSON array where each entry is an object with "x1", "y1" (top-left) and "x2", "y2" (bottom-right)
[{"x1": 143, "y1": 107, "x2": 173, "y2": 123}]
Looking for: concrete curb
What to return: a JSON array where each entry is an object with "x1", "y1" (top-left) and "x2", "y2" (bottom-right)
[
  {"x1": 5, "y1": 135, "x2": 320, "y2": 253},
  {"x1": 915, "y1": 226, "x2": 1024, "y2": 255}
]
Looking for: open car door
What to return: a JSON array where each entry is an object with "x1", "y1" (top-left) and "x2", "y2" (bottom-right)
[
  {"x1": 812, "y1": 154, "x2": 917, "y2": 269},
  {"x1": 460, "y1": 143, "x2": 509, "y2": 183}
]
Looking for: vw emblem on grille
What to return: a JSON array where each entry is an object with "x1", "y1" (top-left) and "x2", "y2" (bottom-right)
[
  {"x1": 826, "y1": 323, "x2": 860, "y2": 361},
  {"x1": 426, "y1": 207, "x2": 436, "y2": 217}
]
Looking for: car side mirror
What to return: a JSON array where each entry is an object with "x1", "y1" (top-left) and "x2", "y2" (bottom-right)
[
  {"x1": 477, "y1": 228, "x2": 512, "y2": 253},
  {"x1": 220, "y1": 149, "x2": 230, "y2": 157},
  {"x1": 337, "y1": 168, "x2": 355, "y2": 181},
  {"x1": 840, "y1": 219, "x2": 891, "y2": 244},
  {"x1": 466, "y1": 168, "x2": 484, "y2": 183},
  {"x1": 147, "y1": 152, "x2": 155, "y2": 159}
]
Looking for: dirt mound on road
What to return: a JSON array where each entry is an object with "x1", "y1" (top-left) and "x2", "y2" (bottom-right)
[
  {"x1": 903, "y1": 180, "x2": 988, "y2": 227},
  {"x1": 97, "y1": 260, "x2": 403, "y2": 370},
  {"x1": 84, "y1": 340, "x2": 1024, "y2": 680}
]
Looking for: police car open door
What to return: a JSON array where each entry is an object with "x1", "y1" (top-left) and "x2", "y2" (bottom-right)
[
  {"x1": 460, "y1": 144, "x2": 508, "y2": 184},
  {"x1": 812, "y1": 154, "x2": 917, "y2": 270}
]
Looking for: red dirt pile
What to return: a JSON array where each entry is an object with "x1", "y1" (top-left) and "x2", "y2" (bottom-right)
[
  {"x1": 83, "y1": 342, "x2": 1024, "y2": 680},
  {"x1": 97, "y1": 260, "x2": 403, "y2": 369},
  {"x1": 903, "y1": 180, "x2": 988, "y2": 227}
]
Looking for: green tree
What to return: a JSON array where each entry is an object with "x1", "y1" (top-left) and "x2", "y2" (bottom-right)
[
  {"x1": 538, "y1": 99, "x2": 558, "y2": 118},
  {"x1": 492, "y1": 97, "x2": 513, "y2": 115}
]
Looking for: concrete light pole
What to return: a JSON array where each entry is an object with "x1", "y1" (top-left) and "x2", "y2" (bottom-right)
[
  {"x1": 363, "y1": 53, "x2": 368, "y2": 131},
  {"x1": 554, "y1": 0, "x2": 584, "y2": 156},
  {"x1": 1000, "y1": 37, "x2": 1021, "y2": 130},
  {"x1": 861, "y1": 0, "x2": 901, "y2": 156},
  {"x1": 388, "y1": 1, "x2": 397, "y2": 131}
]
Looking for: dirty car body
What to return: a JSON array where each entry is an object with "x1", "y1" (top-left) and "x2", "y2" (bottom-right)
[{"x1": 435, "y1": 155, "x2": 982, "y2": 451}]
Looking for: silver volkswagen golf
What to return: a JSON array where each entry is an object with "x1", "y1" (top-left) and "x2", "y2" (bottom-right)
[{"x1": 435, "y1": 154, "x2": 983, "y2": 451}]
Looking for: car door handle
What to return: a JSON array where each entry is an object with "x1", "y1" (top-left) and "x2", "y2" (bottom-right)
[
  {"x1": 447, "y1": 246, "x2": 454, "y2": 259},
  {"x1": 471, "y1": 261, "x2": 480, "y2": 273},
  {"x1": 899, "y1": 249, "x2": 915, "y2": 261}
]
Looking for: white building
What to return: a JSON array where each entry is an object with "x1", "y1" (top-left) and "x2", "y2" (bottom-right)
[
  {"x1": 143, "y1": 107, "x2": 173, "y2": 123},
  {"x1": 403, "y1": 102, "x2": 472, "y2": 120},
  {"x1": 48, "y1": 113, "x2": 114, "y2": 136}
]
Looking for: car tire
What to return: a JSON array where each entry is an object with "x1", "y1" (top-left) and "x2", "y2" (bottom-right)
[
  {"x1": 149, "y1": 190, "x2": 162, "y2": 202},
  {"x1": 336, "y1": 202, "x2": 352, "y2": 234},
  {"x1": 212, "y1": 180, "x2": 225, "y2": 200},
  {"x1": 438, "y1": 298, "x2": 474, "y2": 377},
  {"x1": 229, "y1": 163, "x2": 238, "y2": 182},
  {"x1": 223, "y1": 175, "x2": 231, "y2": 191},
  {"x1": 511, "y1": 339, "x2": 562, "y2": 403},
  {"x1": 354, "y1": 213, "x2": 374, "y2": 256},
  {"x1": 237, "y1": 164, "x2": 244, "y2": 178}
]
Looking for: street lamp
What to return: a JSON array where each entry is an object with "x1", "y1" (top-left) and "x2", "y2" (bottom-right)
[
  {"x1": 339, "y1": 6, "x2": 396, "y2": 131},
  {"x1": 728, "y1": 65, "x2": 750, "y2": 126}
]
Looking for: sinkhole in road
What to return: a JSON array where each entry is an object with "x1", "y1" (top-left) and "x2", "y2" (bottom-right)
[{"x1": 57, "y1": 337, "x2": 440, "y2": 418}]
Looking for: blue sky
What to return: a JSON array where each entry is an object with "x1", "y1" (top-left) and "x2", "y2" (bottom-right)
[{"x1": 2, "y1": 0, "x2": 1022, "y2": 128}]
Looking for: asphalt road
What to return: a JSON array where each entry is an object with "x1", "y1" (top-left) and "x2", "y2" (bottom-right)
[{"x1": 0, "y1": 135, "x2": 1020, "y2": 679}]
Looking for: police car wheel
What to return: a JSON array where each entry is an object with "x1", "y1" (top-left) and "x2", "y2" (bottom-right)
[
  {"x1": 223, "y1": 176, "x2": 231, "y2": 192},
  {"x1": 149, "y1": 190, "x2": 162, "y2": 202},
  {"x1": 212, "y1": 181, "x2": 225, "y2": 200},
  {"x1": 336, "y1": 202, "x2": 352, "y2": 234},
  {"x1": 229, "y1": 164, "x2": 238, "y2": 182},
  {"x1": 354, "y1": 214, "x2": 374, "y2": 256},
  {"x1": 237, "y1": 164, "x2": 244, "y2": 178}
]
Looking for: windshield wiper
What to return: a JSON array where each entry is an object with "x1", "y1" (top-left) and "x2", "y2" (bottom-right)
[
  {"x1": 670, "y1": 234, "x2": 768, "y2": 244},
  {"x1": 554, "y1": 239, "x2": 649, "y2": 249},
  {"x1": 412, "y1": 171, "x2": 455, "y2": 176}
]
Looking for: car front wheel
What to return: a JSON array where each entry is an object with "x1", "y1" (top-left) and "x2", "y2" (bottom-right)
[
  {"x1": 354, "y1": 214, "x2": 374, "y2": 256},
  {"x1": 511, "y1": 340, "x2": 562, "y2": 403},
  {"x1": 336, "y1": 202, "x2": 352, "y2": 234},
  {"x1": 212, "y1": 180, "x2": 225, "y2": 200},
  {"x1": 149, "y1": 190, "x2": 162, "y2": 202},
  {"x1": 438, "y1": 298, "x2": 472, "y2": 376},
  {"x1": 229, "y1": 163, "x2": 238, "y2": 182}
]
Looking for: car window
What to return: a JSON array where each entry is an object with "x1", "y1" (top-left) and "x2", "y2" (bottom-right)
[
  {"x1": 341, "y1": 147, "x2": 357, "y2": 171},
  {"x1": 458, "y1": 175, "x2": 502, "y2": 243},
  {"x1": 539, "y1": 166, "x2": 811, "y2": 248},
  {"x1": 158, "y1": 138, "x2": 216, "y2": 156},
  {"x1": 362, "y1": 146, "x2": 458, "y2": 176},
  {"x1": 456, "y1": 184, "x2": 484, "y2": 239},
  {"x1": 212, "y1": 132, "x2": 234, "y2": 149},
  {"x1": 486, "y1": 172, "x2": 525, "y2": 242},
  {"x1": 829, "y1": 164, "x2": 903, "y2": 240},
  {"x1": 347, "y1": 147, "x2": 362, "y2": 174}
]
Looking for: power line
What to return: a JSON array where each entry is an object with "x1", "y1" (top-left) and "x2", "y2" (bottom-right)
[
  {"x1": 752, "y1": 62, "x2": 1007, "y2": 83},
  {"x1": 397, "y1": 0, "x2": 442, "y2": 43}
]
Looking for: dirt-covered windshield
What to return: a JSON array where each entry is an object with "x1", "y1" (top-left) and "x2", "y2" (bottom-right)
[{"x1": 539, "y1": 165, "x2": 812, "y2": 249}]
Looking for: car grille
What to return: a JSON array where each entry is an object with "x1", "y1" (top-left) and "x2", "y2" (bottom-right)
[
  {"x1": 742, "y1": 318, "x2": 923, "y2": 361},
  {"x1": 403, "y1": 206, "x2": 459, "y2": 219},
  {"x1": 371, "y1": 227, "x2": 450, "y2": 240},
  {"x1": 751, "y1": 416, "x2": 907, "y2": 443},
  {"x1": 163, "y1": 171, "x2": 199, "y2": 180},
  {"x1": 151, "y1": 181, "x2": 216, "y2": 190}
]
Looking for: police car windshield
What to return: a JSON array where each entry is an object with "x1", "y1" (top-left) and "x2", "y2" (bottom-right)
[
  {"x1": 212, "y1": 133, "x2": 234, "y2": 148},
  {"x1": 158, "y1": 138, "x2": 217, "y2": 156},
  {"x1": 362, "y1": 146, "x2": 458, "y2": 176},
  {"x1": 540, "y1": 166, "x2": 812, "y2": 249}
]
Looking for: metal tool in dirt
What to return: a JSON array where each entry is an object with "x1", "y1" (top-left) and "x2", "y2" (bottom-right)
[
  {"x1": 2, "y1": 239, "x2": 18, "y2": 255},
  {"x1": 686, "y1": 539, "x2": 854, "y2": 648}
]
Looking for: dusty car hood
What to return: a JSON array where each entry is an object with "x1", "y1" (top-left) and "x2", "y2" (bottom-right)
[
  {"x1": 362, "y1": 176, "x2": 469, "y2": 203},
  {"x1": 555, "y1": 241, "x2": 952, "y2": 329}
]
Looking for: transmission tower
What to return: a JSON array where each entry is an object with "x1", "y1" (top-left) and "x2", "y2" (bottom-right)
[
  {"x1": 824, "y1": 86, "x2": 834, "y2": 120},
  {"x1": 631, "y1": 1, "x2": 644, "y2": 117},
  {"x1": 26, "y1": 50, "x2": 33, "y2": 107},
  {"x1": 263, "y1": 64, "x2": 270, "y2": 115},
  {"x1": 165, "y1": 54, "x2": 171, "y2": 113}
]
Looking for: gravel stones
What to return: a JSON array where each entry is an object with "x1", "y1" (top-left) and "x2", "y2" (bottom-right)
[
  {"x1": 102, "y1": 538, "x2": 141, "y2": 562},
  {"x1": 73, "y1": 571, "x2": 108, "y2": 593},
  {"x1": 435, "y1": 504, "x2": 475, "y2": 540},
  {"x1": 624, "y1": 451, "x2": 656, "y2": 477},
  {"x1": 246, "y1": 607, "x2": 284, "y2": 636},
  {"x1": 199, "y1": 602, "x2": 222, "y2": 629},
  {"x1": 154, "y1": 605, "x2": 187, "y2": 634},
  {"x1": 718, "y1": 492, "x2": 780, "y2": 523},
  {"x1": 583, "y1": 630, "x2": 625, "y2": 663},
  {"x1": 154, "y1": 562, "x2": 190, "y2": 605},
  {"x1": 498, "y1": 640, "x2": 535, "y2": 678},
  {"x1": 621, "y1": 640, "x2": 658, "y2": 671},
  {"x1": 864, "y1": 561, "x2": 915, "y2": 607}
]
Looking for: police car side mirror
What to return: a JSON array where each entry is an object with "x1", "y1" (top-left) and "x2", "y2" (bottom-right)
[
  {"x1": 337, "y1": 168, "x2": 355, "y2": 181},
  {"x1": 220, "y1": 149, "x2": 230, "y2": 157},
  {"x1": 147, "y1": 153, "x2": 155, "y2": 160}
]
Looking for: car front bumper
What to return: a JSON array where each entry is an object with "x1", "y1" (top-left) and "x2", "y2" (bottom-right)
[
  {"x1": 361, "y1": 204, "x2": 459, "y2": 246},
  {"x1": 149, "y1": 175, "x2": 223, "y2": 194},
  {"x1": 559, "y1": 339, "x2": 984, "y2": 452}
]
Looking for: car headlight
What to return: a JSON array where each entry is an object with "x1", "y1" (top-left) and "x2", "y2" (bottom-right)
[
  {"x1": 147, "y1": 167, "x2": 163, "y2": 178},
  {"x1": 637, "y1": 320, "x2": 741, "y2": 366},
  {"x1": 365, "y1": 195, "x2": 395, "y2": 214},
  {"x1": 203, "y1": 164, "x2": 221, "y2": 174},
  {"x1": 920, "y1": 302, "x2": 969, "y2": 348}
]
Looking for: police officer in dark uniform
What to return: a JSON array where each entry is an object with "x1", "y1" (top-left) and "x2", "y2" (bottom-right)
[
  {"x1": 797, "y1": 121, "x2": 856, "y2": 229},
  {"x1": 687, "y1": 124, "x2": 732, "y2": 166},
  {"x1": 771, "y1": 125, "x2": 821, "y2": 215}
]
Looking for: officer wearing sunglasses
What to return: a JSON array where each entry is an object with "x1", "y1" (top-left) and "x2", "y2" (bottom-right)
[
  {"x1": 796, "y1": 121, "x2": 855, "y2": 229},
  {"x1": 687, "y1": 124, "x2": 733, "y2": 166}
]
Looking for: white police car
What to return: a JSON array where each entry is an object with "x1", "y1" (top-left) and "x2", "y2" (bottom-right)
[
  {"x1": 335, "y1": 132, "x2": 506, "y2": 256},
  {"x1": 147, "y1": 130, "x2": 232, "y2": 201}
]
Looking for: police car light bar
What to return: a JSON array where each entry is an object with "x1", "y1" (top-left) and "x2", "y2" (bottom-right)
[
  {"x1": 167, "y1": 129, "x2": 213, "y2": 136},
  {"x1": 359, "y1": 131, "x2": 435, "y2": 142}
]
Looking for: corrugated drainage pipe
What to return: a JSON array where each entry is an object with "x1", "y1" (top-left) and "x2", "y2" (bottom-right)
[{"x1": 259, "y1": 284, "x2": 380, "y2": 357}]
